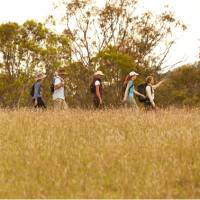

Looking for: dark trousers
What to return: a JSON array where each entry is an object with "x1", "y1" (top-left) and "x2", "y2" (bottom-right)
[
  {"x1": 93, "y1": 96, "x2": 101, "y2": 109},
  {"x1": 33, "y1": 97, "x2": 46, "y2": 109},
  {"x1": 144, "y1": 101, "x2": 154, "y2": 111}
]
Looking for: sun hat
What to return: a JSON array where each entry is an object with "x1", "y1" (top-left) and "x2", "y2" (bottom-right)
[
  {"x1": 57, "y1": 68, "x2": 67, "y2": 75},
  {"x1": 94, "y1": 71, "x2": 104, "y2": 76},
  {"x1": 129, "y1": 71, "x2": 139, "y2": 77},
  {"x1": 35, "y1": 73, "x2": 47, "y2": 81}
]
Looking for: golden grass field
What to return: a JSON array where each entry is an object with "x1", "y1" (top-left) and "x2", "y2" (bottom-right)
[{"x1": 0, "y1": 108, "x2": 200, "y2": 198}]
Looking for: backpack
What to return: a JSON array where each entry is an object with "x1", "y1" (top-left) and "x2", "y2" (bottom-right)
[
  {"x1": 90, "y1": 83, "x2": 95, "y2": 94},
  {"x1": 90, "y1": 79, "x2": 101, "y2": 94},
  {"x1": 137, "y1": 83, "x2": 148, "y2": 102},
  {"x1": 30, "y1": 84, "x2": 35, "y2": 97},
  {"x1": 50, "y1": 77, "x2": 55, "y2": 94}
]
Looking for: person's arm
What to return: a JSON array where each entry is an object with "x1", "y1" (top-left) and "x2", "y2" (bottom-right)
[
  {"x1": 54, "y1": 78, "x2": 64, "y2": 90},
  {"x1": 95, "y1": 85, "x2": 102, "y2": 104},
  {"x1": 146, "y1": 86, "x2": 155, "y2": 107},
  {"x1": 153, "y1": 80, "x2": 165, "y2": 90},
  {"x1": 134, "y1": 89, "x2": 145, "y2": 98}
]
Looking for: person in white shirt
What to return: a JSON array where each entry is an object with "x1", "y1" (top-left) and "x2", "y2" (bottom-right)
[
  {"x1": 53, "y1": 68, "x2": 68, "y2": 110},
  {"x1": 145, "y1": 76, "x2": 165, "y2": 110}
]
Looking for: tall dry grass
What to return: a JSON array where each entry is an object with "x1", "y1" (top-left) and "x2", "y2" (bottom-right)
[{"x1": 0, "y1": 108, "x2": 200, "y2": 198}]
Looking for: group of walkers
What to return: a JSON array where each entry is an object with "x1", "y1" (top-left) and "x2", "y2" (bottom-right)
[
  {"x1": 122, "y1": 71, "x2": 165, "y2": 110},
  {"x1": 89, "y1": 70, "x2": 165, "y2": 110},
  {"x1": 31, "y1": 67, "x2": 165, "y2": 110},
  {"x1": 31, "y1": 68, "x2": 67, "y2": 110}
]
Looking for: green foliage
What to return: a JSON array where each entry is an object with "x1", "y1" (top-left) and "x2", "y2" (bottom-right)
[
  {"x1": 0, "y1": 20, "x2": 71, "y2": 108},
  {"x1": 92, "y1": 47, "x2": 156, "y2": 106},
  {"x1": 157, "y1": 65, "x2": 200, "y2": 107},
  {"x1": 0, "y1": 1, "x2": 194, "y2": 108},
  {"x1": 56, "y1": 0, "x2": 186, "y2": 70},
  {"x1": 65, "y1": 62, "x2": 92, "y2": 108},
  {"x1": 95, "y1": 47, "x2": 136, "y2": 75},
  {"x1": 93, "y1": 47, "x2": 137, "y2": 105}
]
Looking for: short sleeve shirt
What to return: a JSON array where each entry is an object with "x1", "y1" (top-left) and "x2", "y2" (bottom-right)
[
  {"x1": 95, "y1": 80, "x2": 100, "y2": 86},
  {"x1": 127, "y1": 80, "x2": 134, "y2": 97},
  {"x1": 33, "y1": 82, "x2": 41, "y2": 99},
  {"x1": 53, "y1": 76, "x2": 65, "y2": 100}
]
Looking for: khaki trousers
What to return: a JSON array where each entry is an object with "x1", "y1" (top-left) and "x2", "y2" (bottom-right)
[
  {"x1": 125, "y1": 97, "x2": 139, "y2": 110},
  {"x1": 53, "y1": 99, "x2": 68, "y2": 110}
]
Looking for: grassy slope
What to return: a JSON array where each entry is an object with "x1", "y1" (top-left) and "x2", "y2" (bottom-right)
[{"x1": 0, "y1": 109, "x2": 200, "y2": 198}]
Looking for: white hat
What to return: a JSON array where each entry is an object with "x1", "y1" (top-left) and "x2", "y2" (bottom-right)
[
  {"x1": 35, "y1": 73, "x2": 47, "y2": 81},
  {"x1": 129, "y1": 71, "x2": 139, "y2": 76},
  {"x1": 94, "y1": 71, "x2": 104, "y2": 76}
]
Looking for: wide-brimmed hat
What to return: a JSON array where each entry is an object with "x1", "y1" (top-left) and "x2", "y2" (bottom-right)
[
  {"x1": 35, "y1": 73, "x2": 47, "y2": 81},
  {"x1": 94, "y1": 71, "x2": 104, "y2": 76},
  {"x1": 57, "y1": 68, "x2": 67, "y2": 75},
  {"x1": 129, "y1": 71, "x2": 139, "y2": 77}
]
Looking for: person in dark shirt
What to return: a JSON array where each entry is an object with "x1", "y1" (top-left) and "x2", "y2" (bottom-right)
[
  {"x1": 33, "y1": 73, "x2": 47, "y2": 109},
  {"x1": 91, "y1": 71, "x2": 104, "y2": 108}
]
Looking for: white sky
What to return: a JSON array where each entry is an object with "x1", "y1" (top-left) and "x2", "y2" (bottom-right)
[{"x1": 0, "y1": 0, "x2": 199, "y2": 70}]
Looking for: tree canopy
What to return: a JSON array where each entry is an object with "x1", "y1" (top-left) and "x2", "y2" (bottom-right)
[{"x1": 0, "y1": 0, "x2": 199, "y2": 108}]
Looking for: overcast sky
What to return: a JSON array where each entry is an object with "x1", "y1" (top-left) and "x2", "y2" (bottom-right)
[{"x1": 0, "y1": 0, "x2": 199, "y2": 70}]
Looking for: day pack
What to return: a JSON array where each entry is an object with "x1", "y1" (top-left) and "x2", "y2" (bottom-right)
[
  {"x1": 50, "y1": 77, "x2": 55, "y2": 94},
  {"x1": 90, "y1": 79, "x2": 101, "y2": 94},
  {"x1": 137, "y1": 83, "x2": 148, "y2": 102},
  {"x1": 90, "y1": 83, "x2": 96, "y2": 94},
  {"x1": 30, "y1": 84, "x2": 35, "y2": 97}
]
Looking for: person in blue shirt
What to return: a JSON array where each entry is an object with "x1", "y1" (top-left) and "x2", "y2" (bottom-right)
[
  {"x1": 33, "y1": 73, "x2": 47, "y2": 109},
  {"x1": 123, "y1": 71, "x2": 145, "y2": 108}
]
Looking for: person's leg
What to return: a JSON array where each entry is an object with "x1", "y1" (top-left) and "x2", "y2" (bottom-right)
[
  {"x1": 144, "y1": 101, "x2": 154, "y2": 111},
  {"x1": 127, "y1": 97, "x2": 138, "y2": 110},
  {"x1": 61, "y1": 100, "x2": 68, "y2": 110},
  {"x1": 54, "y1": 99, "x2": 62, "y2": 110},
  {"x1": 93, "y1": 97, "x2": 100, "y2": 109},
  {"x1": 33, "y1": 98, "x2": 37, "y2": 108},
  {"x1": 37, "y1": 97, "x2": 47, "y2": 109},
  {"x1": 132, "y1": 97, "x2": 139, "y2": 110},
  {"x1": 144, "y1": 101, "x2": 149, "y2": 110},
  {"x1": 126, "y1": 98, "x2": 132, "y2": 108}
]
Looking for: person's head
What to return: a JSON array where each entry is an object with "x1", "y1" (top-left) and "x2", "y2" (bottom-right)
[
  {"x1": 35, "y1": 73, "x2": 46, "y2": 83},
  {"x1": 129, "y1": 71, "x2": 139, "y2": 81},
  {"x1": 94, "y1": 71, "x2": 104, "y2": 80},
  {"x1": 146, "y1": 76, "x2": 154, "y2": 85},
  {"x1": 57, "y1": 68, "x2": 67, "y2": 78}
]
